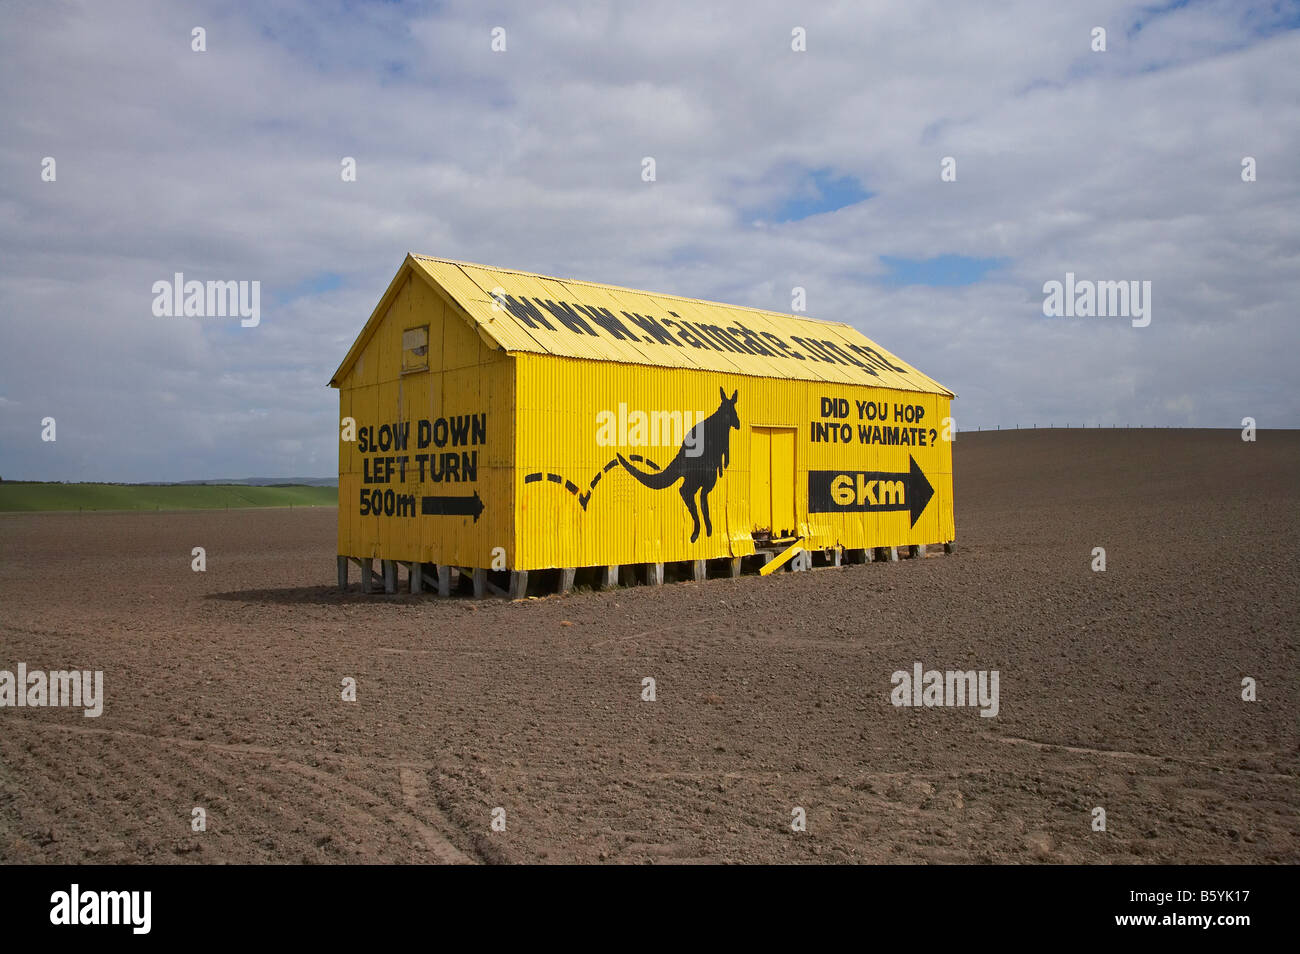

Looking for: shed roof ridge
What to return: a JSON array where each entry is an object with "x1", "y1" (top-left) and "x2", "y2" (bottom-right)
[
  {"x1": 407, "y1": 252, "x2": 860, "y2": 331},
  {"x1": 328, "y1": 254, "x2": 953, "y2": 398}
]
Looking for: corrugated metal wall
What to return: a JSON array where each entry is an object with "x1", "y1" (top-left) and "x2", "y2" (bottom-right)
[
  {"x1": 337, "y1": 273, "x2": 514, "y2": 567},
  {"x1": 513, "y1": 354, "x2": 953, "y2": 571}
]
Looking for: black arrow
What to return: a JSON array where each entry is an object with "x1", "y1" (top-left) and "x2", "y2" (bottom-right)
[
  {"x1": 421, "y1": 491, "x2": 485, "y2": 522},
  {"x1": 906, "y1": 455, "x2": 935, "y2": 526},
  {"x1": 807, "y1": 455, "x2": 935, "y2": 527}
]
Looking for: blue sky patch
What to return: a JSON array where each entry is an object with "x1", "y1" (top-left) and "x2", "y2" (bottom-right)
[
  {"x1": 878, "y1": 254, "x2": 1005, "y2": 287},
  {"x1": 762, "y1": 168, "x2": 873, "y2": 223}
]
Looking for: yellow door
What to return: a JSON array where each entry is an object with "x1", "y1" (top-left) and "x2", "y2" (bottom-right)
[
  {"x1": 751, "y1": 426, "x2": 796, "y2": 536},
  {"x1": 751, "y1": 427, "x2": 772, "y2": 532},
  {"x1": 769, "y1": 427, "x2": 796, "y2": 536}
]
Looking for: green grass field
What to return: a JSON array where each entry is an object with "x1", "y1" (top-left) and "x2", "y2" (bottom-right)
[{"x1": 0, "y1": 483, "x2": 338, "y2": 512}]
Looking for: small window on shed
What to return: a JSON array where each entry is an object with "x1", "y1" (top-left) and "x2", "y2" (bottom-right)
[{"x1": 401, "y1": 325, "x2": 429, "y2": 373}]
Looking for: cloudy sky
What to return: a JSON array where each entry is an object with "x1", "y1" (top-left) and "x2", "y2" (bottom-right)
[{"x1": 2, "y1": 0, "x2": 1296, "y2": 481}]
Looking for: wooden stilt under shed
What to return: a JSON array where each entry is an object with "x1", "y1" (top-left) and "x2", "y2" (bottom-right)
[{"x1": 339, "y1": 535, "x2": 954, "y2": 599}]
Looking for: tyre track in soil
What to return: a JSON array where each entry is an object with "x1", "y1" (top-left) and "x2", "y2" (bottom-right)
[
  {"x1": 6, "y1": 727, "x2": 301, "y2": 862},
  {"x1": 7, "y1": 722, "x2": 481, "y2": 864},
  {"x1": 996, "y1": 734, "x2": 1297, "y2": 780}
]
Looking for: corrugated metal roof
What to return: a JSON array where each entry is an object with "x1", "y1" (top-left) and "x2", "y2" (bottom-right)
[{"x1": 331, "y1": 254, "x2": 953, "y2": 396}]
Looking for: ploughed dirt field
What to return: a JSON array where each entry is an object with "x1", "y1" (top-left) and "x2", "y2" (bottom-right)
[{"x1": 1, "y1": 429, "x2": 1296, "y2": 864}]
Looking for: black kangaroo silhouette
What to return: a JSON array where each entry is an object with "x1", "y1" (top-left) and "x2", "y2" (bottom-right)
[{"x1": 618, "y1": 387, "x2": 740, "y2": 543}]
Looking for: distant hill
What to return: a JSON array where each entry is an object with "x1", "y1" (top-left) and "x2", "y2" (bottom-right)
[{"x1": 0, "y1": 482, "x2": 337, "y2": 512}]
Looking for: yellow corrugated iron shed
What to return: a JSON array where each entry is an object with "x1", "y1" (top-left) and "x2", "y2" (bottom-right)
[{"x1": 331, "y1": 254, "x2": 955, "y2": 590}]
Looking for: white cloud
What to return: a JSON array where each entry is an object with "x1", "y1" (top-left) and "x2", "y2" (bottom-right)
[{"x1": 0, "y1": 0, "x2": 1295, "y2": 480}]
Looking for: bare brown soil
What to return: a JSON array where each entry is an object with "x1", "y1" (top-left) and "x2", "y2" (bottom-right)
[{"x1": 1, "y1": 429, "x2": 1296, "y2": 864}]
